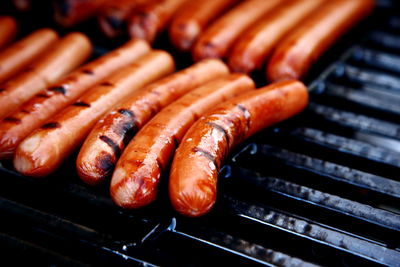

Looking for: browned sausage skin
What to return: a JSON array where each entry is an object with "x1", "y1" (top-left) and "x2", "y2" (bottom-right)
[
  {"x1": 128, "y1": 0, "x2": 189, "y2": 43},
  {"x1": 77, "y1": 59, "x2": 229, "y2": 186},
  {"x1": 192, "y1": 0, "x2": 282, "y2": 61},
  {"x1": 0, "y1": 16, "x2": 18, "y2": 50},
  {"x1": 0, "y1": 39, "x2": 150, "y2": 159},
  {"x1": 228, "y1": 0, "x2": 324, "y2": 74},
  {"x1": 0, "y1": 32, "x2": 92, "y2": 120},
  {"x1": 169, "y1": 0, "x2": 239, "y2": 52},
  {"x1": 169, "y1": 80, "x2": 309, "y2": 217},
  {"x1": 266, "y1": 0, "x2": 374, "y2": 82},
  {"x1": 110, "y1": 74, "x2": 255, "y2": 209},
  {"x1": 97, "y1": 0, "x2": 147, "y2": 38},
  {"x1": 0, "y1": 28, "x2": 59, "y2": 84},
  {"x1": 53, "y1": 0, "x2": 109, "y2": 27},
  {"x1": 14, "y1": 50, "x2": 174, "y2": 177}
]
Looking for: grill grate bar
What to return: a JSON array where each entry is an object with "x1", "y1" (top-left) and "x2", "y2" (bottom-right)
[
  {"x1": 367, "y1": 31, "x2": 400, "y2": 51},
  {"x1": 291, "y1": 127, "x2": 400, "y2": 168},
  {"x1": 307, "y1": 103, "x2": 400, "y2": 139},
  {"x1": 225, "y1": 197, "x2": 400, "y2": 267},
  {"x1": 230, "y1": 165, "x2": 400, "y2": 231},
  {"x1": 254, "y1": 143, "x2": 400, "y2": 199},
  {"x1": 350, "y1": 46, "x2": 400, "y2": 74}
]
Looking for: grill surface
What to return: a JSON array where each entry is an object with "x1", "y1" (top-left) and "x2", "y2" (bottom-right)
[{"x1": 1, "y1": 1, "x2": 399, "y2": 266}]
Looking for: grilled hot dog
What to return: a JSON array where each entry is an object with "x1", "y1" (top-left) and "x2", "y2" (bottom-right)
[
  {"x1": 128, "y1": 0, "x2": 188, "y2": 43},
  {"x1": 0, "y1": 32, "x2": 92, "y2": 120},
  {"x1": 14, "y1": 50, "x2": 174, "y2": 177},
  {"x1": 169, "y1": 0, "x2": 239, "y2": 52},
  {"x1": 0, "y1": 16, "x2": 17, "y2": 50},
  {"x1": 77, "y1": 59, "x2": 229, "y2": 185},
  {"x1": 111, "y1": 74, "x2": 255, "y2": 209},
  {"x1": 266, "y1": 0, "x2": 374, "y2": 81},
  {"x1": 192, "y1": 0, "x2": 281, "y2": 61},
  {"x1": 0, "y1": 28, "x2": 58, "y2": 84},
  {"x1": 169, "y1": 80, "x2": 309, "y2": 217},
  {"x1": 0, "y1": 39, "x2": 150, "y2": 159}
]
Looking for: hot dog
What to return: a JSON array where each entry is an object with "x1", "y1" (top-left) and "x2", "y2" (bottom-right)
[
  {"x1": 14, "y1": 50, "x2": 174, "y2": 177},
  {"x1": 0, "y1": 28, "x2": 59, "y2": 84},
  {"x1": 53, "y1": 0, "x2": 109, "y2": 27},
  {"x1": 0, "y1": 39, "x2": 150, "y2": 159},
  {"x1": 0, "y1": 16, "x2": 17, "y2": 50},
  {"x1": 77, "y1": 59, "x2": 229, "y2": 186},
  {"x1": 169, "y1": 0, "x2": 239, "y2": 52},
  {"x1": 228, "y1": 0, "x2": 324, "y2": 74},
  {"x1": 169, "y1": 80, "x2": 309, "y2": 217},
  {"x1": 0, "y1": 32, "x2": 92, "y2": 120},
  {"x1": 128, "y1": 0, "x2": 188, "y2": 43},
  {"x1": 111, "y1": 74, "x2": 255, "y2": 209},
  {"x1": 12, "y1": 0, "x2": 31, "y2": 12},
  {"x1": 266, "y1": 0, "x2": 374, "y2": 82},
  {"x1": 97, "y1": 0, "x2": 147, "y2": 38},
  {"x1": 192, "y1": 0, "x2": 281, "y2": 61}
]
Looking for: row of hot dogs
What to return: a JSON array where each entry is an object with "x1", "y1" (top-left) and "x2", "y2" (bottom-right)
[
  {"x1": 9, "y1": 0, "x2": 375, "y2": 82},
  {"x1": 0, "y1": 26, "x2": 305, "y2": 216},
  {"x1": 0, "y1": 0, "x2": 374, "y2": 216}
]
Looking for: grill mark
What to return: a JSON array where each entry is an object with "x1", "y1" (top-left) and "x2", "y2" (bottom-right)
[
  {"x1": 120, "y1": 120, "x2": 138, "y2": 147},
  {"x1": 41, "y1": 122, "x2": 61, "y2": 129},
  {"x1": 206, "y1": 122, "x2": 230, "y2": 145},
  {"x1": 82, "y1": 69, "x2": 94, "y2": 75},
  {"x1": 118, "y1": 108, "x2": 135, "y2": 117},
  {"x1": 3, "y1": 117, "x2": 21, "y2": 124},
  {"x1": 173, "y1": 136, "x2": 179, "y2": 149},
  {"x1": 0, "y1": 89, "x2": 4, "y2": 93},
  {"x1": 99, "y1": 135, "x2": 121, "y2": 156},
  {"x1": 100, "y1": 81, "x2": 114, "y2": 86},
  {"x1": 192, "y1": 147, "x2": 218, "y2": 169},
  {"x1": 72, "y1": 101, "x2": 91, "y2": 107},
  {"x1": 49, "y1": 85, "x2": 67, "y2": 95},
  {"x1": 36, "y1": 93, "x2": 50, "y2": 98},
  {"x1": 21, "y1": 110, "x2": 30, "y2": 114},
  {"x1": 96, "y1": 152, "x2": 115, "y2": 177},
  {"x1": 236, "y1": 104, "x2": 251, "y2": 129}
]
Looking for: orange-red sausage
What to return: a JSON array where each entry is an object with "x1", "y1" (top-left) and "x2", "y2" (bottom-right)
[
  {"x1": 111, "y1": 74, "x2": 255, "y2": 209},
  {"x1": 228, "y1": 0, "x2": 324, "y2": 74},
  {"x1": 192, "y1": 0, "x2": 282, "y2": 61},
  {"x1": 169, "y1": 0, "x2": 239, "y2": 52},
  {"x1": 266, "y1": 0, "x2": 374, "y2": 82},
  {"x1": 0, "y1": 16, "x2": 17, "y2": 50},
  {"x1": 77, "y1": 59, "x2": 229, "y2": 186},
  {"x1": 0, "y1": 32, "x2": 92, "y2": 120},
  {"x1": 0, "y1": 28, "x2": 59, "y2": 84},
  {"x1": 97, "y1": 0, "x2": 147, "y2": 38},
  {"x1": 0, "y1": 39, "x2": 150, "y2": 159},
  {"x1": 14, "y1": 50, "x2": 174, "y2": 177},
  {"x1": 53, "y1": 0, "x2": 109, "y2": 27},
  {"x1": 128, "y1": 0, "x2": 189, "y2": 43},
  {"x1": 169, "y1": 80, "x2": 309, "y2": 217},
  {"x1": 12, "y1": 0, "x2": 31, "y2": 12}
]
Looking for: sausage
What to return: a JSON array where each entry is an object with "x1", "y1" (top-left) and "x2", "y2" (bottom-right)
[
  {"x1": 192, "y1": 0, "x2": 281, "y2": 61},
  {"x1": 266, "y1": 0, "x2": 375, "y2": 82},
  {"x1": 14, "y1": 50, "x2": 174, "y2": 177},
  {"x1": 12, "y1": 0, "x2": 31, "y2": 12},
  {"x1": 169, "y1": 80, "x2": 309, "y2": 217},
  {"x1": 169, "y1": 0, "x2": 239, "y2": 52},
  {"x1": 0, "y1": 16, "x2": 17, "y2": 50},
  {"x1": 128, "y1": 0, "x2": 189, "y2": 43},
  {"x1": 0, "y1": 32, "x2": 92, "y2": 120},
  {"x1": 111, "y1": 74, "x2": 255, "y2": 209},
  {"x1": 77, "y1": 59, "x2": 229, "y2": 186},
  {"x1": 0, "y1": 39, "x2": 150, "y2": 159},
  {"x1": 0, "y1": 28, "x2": 59, "y2": 84},
  {"x1": 97, "y1": 0, "x2": 147, "y2": 38},
  {"x1": 228, "y1": 0, "x2": 324, "y2": 74},
  {"x1": 53, "y1": 0, "x2": 109, "y2": 27}
]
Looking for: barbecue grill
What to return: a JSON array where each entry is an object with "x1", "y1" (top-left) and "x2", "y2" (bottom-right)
[{"x1": 0, "y1": 0, "x2": 399, "y2": 266}]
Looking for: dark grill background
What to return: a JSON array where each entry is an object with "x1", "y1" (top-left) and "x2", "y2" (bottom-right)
[{"x1": 0, "y1": 1, "x2": 399, "y2": 266}]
